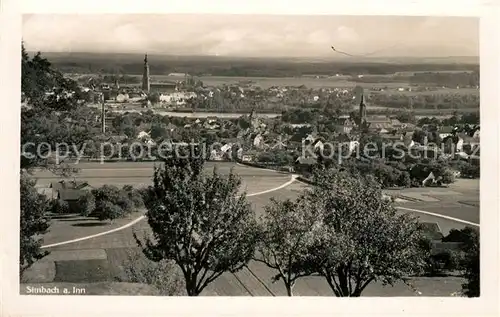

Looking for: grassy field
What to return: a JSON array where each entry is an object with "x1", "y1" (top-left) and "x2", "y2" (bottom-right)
[
  {"x1": 372, "y1": 88, "x2": 480, "y2": 96},
  {"x1": 102, "y1": 104, "x2": 477, "y2": 118},
  {"x1": 111, "y1": 109, "x2": 281, "y2": 119},
  {"x1": 140, "y1": 74, "x2": 415, "y2": 89},
  {"x1": 125, "y1": 74, "x2": 480, "y2": 95},
  {"x1": 394, "y1": 70, "x2": 476, "y2": 76}
]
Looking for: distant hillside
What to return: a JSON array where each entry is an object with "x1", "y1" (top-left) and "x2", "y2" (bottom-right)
[
  {"x1": 31, "y1": 51, "x2": 479, "y2": 77},
  {"x1": 36, "y1": 51, "x2": 479, "y2": 64}
]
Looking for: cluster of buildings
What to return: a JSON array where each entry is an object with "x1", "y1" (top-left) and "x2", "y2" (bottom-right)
[
  {"x1": 84, "y1": 54, "x2": 196, "y2": 107},
  {"x1": 75, "y1": 54, "x2": 480, "y2": 168}
]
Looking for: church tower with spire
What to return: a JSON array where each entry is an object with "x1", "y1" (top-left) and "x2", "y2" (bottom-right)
[
  {"x1": 359, "y1": 94, "x2": 367, "y2": 124},
  {"x1": 142, "y1": 54, "x2": 150, "y2": 93}
]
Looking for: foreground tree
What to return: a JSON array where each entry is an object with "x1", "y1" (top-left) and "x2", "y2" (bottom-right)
[
  {"x1": 255, "y1": 197, "x2": 323, "y2": 296},
  {"x1": 20, "y1": 174, "x2": 50, "y2": 279},
  {"x1": 455, "y1": 227, "x2": 480, "y2": 297},
  {"x1": 135, "y1": 155, "x2": 257, "y2": 296},
  {"x1": 21, "y1": 42, "x2": 94, "y2": 175},
  {"x1": 305, "y1": 169, "x2": 425, "y2": 297}
]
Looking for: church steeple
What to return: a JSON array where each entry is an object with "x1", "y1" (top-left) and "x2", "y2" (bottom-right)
[
  {"x1": 359, "y1": 94, "x2": 367, "y2": 124},
  {"x1": 142, "y1": 53, "x2": 150, "y2": 93}
]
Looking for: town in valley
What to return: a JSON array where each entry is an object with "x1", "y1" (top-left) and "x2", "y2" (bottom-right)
[{"x1": 20, "y1": 14, "x2": 480, "y2": 297}]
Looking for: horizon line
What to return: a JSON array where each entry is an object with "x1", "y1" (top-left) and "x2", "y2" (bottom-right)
[{"x1": 28, "y1": 51, "x2": 480, "y2": 61}]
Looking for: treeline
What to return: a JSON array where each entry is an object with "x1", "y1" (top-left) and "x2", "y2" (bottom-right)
[
  {"x1": 368, "y1": 92, "x2": 480, "y2": 110},
  {"x1": 409, "y1": 71, "x2": 480, "y2": 88},
  {"x1": 349, "y1": 71, "x2": 479, "y2": 88},
  {"x1": 75, "y1": 74, "x2": 141, "y2": 85},
  {"x1": 281, "y1": 107, "x2": 480, "y2": 126},
  {"x1": 43, "y1": 53, "x2": 479, "y2": 77}
]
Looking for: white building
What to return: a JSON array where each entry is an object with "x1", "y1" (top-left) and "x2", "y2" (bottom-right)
[
  {"x1": 253, "y1": 134, "x2": 264, "y2": 148},
  {"x1": 159, "y1": 92, "x2": 196, "y2": 105},
  {"x1": 137, "y1": 131, "x2": 150, "y2": 139}
]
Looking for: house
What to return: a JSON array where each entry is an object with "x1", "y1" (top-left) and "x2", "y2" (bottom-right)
[
  {"x1": 209, "y1": 149, "x2": 222, "y2": 161},
  {"x1": 304, "y1": 134, "x2": 317, "y2": 144},
  {"x1": 220, "y1": 143, "x2": 233, "y2": 155},
  {"x1": 58, "y1": 189, "x2": 88, "y2": 213},
  {"x1": 313, "y1": 140, "x2": 324, "y2": 152},
  {"x1": 472, "y1": 128, "x2": 480, "y2": 139},
  {"x1": 107, "y1": 135, "x2": 128, "y2": 143},
  {"x1": 402, "y1": 134, "x2": 415, "y2": 147},
  {"x1": 159, "y1": 91, "x2": 196, "y2": 105},
  {"x1": 236, "y1": 148, "x2": 243, "y2": 159},
  {"x1": 420, "y1": 222, "x2": 444, "y2": 240},
  {"x1": 207, "y1": 123, "x2": 220, "y2": 130},
  {"x1": 165, "y1": 123, "x2": 176, "y2": 132},
  {"x1": 128, "y1": 92, "x2": 146, "y2": 102},
  {"x1": 346, "y1": 141, "x2": 360, "y2": 156},
  {"x1": 365, "y1": 116, "x2": 393, "y2": 131},
  {"x1": 439, "y1": 126, "x2": 455, "y2": 139},
  {"x1": 253, "y1": 134, "x2": 264, "y2": 148},
  {"x1": 289, "y1": 123, "x2": 312, "y2": 129},
  {"x1": 269, "y1": 136, "x2": 288, "y2": 150},
  {"x1": 207, "y1": 116, "x2": 218, "y2": 124},
  {"x1": 47, "y1": 180, "x2": 90, "y2": 200},
  {"x1": 294, "y1": 157, "x2": 317, "y2": 173},
  {"x1": 149, "y1": 82, "x2": 177, "y2": 94},
  {"x1": 137, "y1": 131, "x2": 151, "y2": 139},
  {"x1": 241, "y1": 155, "x2": 253, "y2": 162},
  {"x1": 116, "y1": 93, "x2": 129, "y2": 103},
  {"x1": 453, "y1": 132, "x2": 479, "y2": 153},
  {"x1": 144, "y1": 139, "x2": 156, "y2": 146},
  {"x1": 380, "y1": 134, "x2": 403, "y2": 142},
  {"x1": 37, "y1": 188, "x2": 54, "y2": 200},
  {"x1": 390, "y1": 118, "x2": 403, "y2": 128},
  {"x1": 335, "y1": 118, "x2": 355, "y2": 134},
  {"x1": 50, "y1": 180, "x2": 91, "y2": 192},
  {"x1": 168, "y1": 72, "x2": 189, "y2": 77}
]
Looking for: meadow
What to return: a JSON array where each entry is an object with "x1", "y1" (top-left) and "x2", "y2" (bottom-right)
[
  {"x1": 141, "y1": 74, "x2": 414, "y2": 89},
  {"x1": 126, "y1": 74, "x2": 479, "y2": 97}
]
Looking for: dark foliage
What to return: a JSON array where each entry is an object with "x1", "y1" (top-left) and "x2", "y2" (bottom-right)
[{"x1": 20, "y1": 174, "x2": 50, "y2": 278}]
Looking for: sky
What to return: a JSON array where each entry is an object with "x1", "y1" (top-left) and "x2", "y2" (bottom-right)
[{"x1": 22, "y1": 14, "x2": 479, "y2": 58}]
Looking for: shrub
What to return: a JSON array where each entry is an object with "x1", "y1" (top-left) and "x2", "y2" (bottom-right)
[
  {"x1": 441, "y1": 168, "x2": 456, "y2": 185},
  {"x1": 120, "y1": 249, "x2": 185, "y2": 296},
  {"x1": 432, "y1": 249, "x2": 464, "y2": 271},
  {"x1": 138, "y1": 187, "x2": 155, "y2": 209},
  {"x1": 51, "y1": 199, "x2": 69, "y2": 214},
  {"x1": 92, "y1": 185, "x2": 135, "y2": 219},
  {"x1": 459, "y1": 163, "x2": 480, "y2": 179},
  {"x1": 398, "y1": 171, "x2": 412, "y2": 187},
  {"x1": 97, "y1": 201, "x2": 124, "y2": 221},
  {"x1": 115, "y1": 192, "x2": 135, "y2": 214},
  {"x1": 122, "y1": 185, "x2": 145, "y2": 209}
]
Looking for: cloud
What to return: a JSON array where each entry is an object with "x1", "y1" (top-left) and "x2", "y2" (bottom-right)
[
  {"x1": 21, "y1": 14, "x2": 478, "y2": 57},
  {"x1": 335, "y1": 26, "x2": 359, "y2": 42}
]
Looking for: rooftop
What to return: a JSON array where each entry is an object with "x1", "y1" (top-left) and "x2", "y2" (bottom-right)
[
  {"x1": 58, "y1": 189, "x2": 87, "y2": 201},
  {"x1": 51, "y1": 180, "x2": 90, "y2": 191}
]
